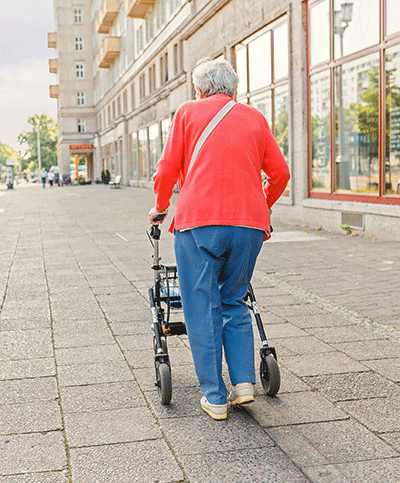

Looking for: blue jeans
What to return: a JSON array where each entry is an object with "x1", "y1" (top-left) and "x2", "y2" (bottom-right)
[{"x1": 174, "y1": 225, "x2": 264, "y2": 405}]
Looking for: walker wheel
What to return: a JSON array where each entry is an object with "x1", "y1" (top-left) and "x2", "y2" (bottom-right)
[
  {"x1": 156, "y1": 362, "x2": 172, "y2": 405},
  {"x1": 260, "y1": 354, "x2": 280, "y2": 397}
]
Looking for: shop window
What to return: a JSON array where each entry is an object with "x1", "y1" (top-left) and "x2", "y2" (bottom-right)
[
  {"x1": 131, "y1": 132, "x2": 139, "y2": 179},
  {"x1": 308, "y1": 0, "x2": 400, "y2": 200},
  {"x1": 235, "y1": 16, "x2": 290, "y2": 194},
  {"x1": 148, "y1": 123, "x2": 160, "y2": 176},
  {"x1": 310, "y1": 70, "x2": 331, "y2": 192},
  {"x1": 161, "y1": 117, "x2": 171, "y2": 149},
  {"x1": 74, "y1": 7, "x2": 83, "y2": 24},
  {"x1": 138, "y1": 128, "x2": 148, "y2": 179},
  {"x1": 387, "y1": 0, "x2": 400, "y2": 37}
]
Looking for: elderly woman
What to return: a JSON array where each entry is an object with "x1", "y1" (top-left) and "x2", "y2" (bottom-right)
[{"x1": 149, "y1": 58, "x2": 290, "y2": 420}]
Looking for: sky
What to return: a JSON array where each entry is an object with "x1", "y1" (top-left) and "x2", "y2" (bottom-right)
[{"x1": 0, "y1": 0, "x2": 57, "y2": 153}]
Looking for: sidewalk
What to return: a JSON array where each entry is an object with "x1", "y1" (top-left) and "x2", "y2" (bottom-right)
[{"x1": 0, "y1": 183, "x2": 399, "y2": 482}]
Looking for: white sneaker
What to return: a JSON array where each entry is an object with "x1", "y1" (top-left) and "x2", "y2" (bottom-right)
[
  {"x1": 200, "y1": 396, "x2": 227, "y2": 420},
  {"x1": 228, "y1": 382, "x2": 254, "y2": 406}
]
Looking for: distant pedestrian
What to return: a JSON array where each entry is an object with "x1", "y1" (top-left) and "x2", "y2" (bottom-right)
[
  {"x1": 48, "y1": 169, "x2": 55, "y2": 187},
  {"x1": 41, "y1": 169, "x2": 47, "y2": 188}
]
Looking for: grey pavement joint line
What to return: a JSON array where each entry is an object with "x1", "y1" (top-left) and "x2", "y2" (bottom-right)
[
  {"x1": 257, "y1": 271, "x2": 400, "y2": 342},
  {"x1": 40, "y1": 216, "x2": 73, "y2": 483},
  {"x1": 0, "y1": 207, "x2": 25, "y2": 314},
  {"x1": 59, "y1": 221, "x2": 191, "y2": 483}
]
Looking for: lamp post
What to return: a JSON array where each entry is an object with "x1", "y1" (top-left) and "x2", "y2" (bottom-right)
[{"x1": 334, "y1": 2, "x2": 353, "y2": 191}]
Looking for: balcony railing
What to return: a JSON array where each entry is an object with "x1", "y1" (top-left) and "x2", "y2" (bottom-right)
[
  {"x1": 49, "y1": 59, "x2": 58, "y2": 74},
  {"x1": 127, "y1": 0, "x2": 156, "y2": 19},
  {"x1": 97, "y1": 37, "x2": 120, "y2": 68},
  {"x1": 96, "y1": 0, "x2": 119, "y2": 34},
  {"x1": 47, "y1": 32, "x2": 57, "y2": 49},
  {"x1": 49, "y1": 85, "x2": 58, "y2": 99}
]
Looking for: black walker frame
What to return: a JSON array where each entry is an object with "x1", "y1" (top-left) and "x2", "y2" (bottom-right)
[{"x1": 148, "y1": 224, "x2": 281, "y2": 405}]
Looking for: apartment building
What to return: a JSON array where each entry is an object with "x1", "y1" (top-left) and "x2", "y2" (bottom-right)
[{"x1": 49, "y1": 0, "x2": 400, "y2": 240}]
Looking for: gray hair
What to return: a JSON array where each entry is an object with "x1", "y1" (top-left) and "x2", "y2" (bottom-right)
[{"x1": 192, "y1": 58, "x2": 239, "y2": 98}]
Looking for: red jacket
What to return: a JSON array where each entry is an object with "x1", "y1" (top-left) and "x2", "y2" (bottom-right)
[{"x1": 153, "y1": 94, "x2": 290, "y2": 236}]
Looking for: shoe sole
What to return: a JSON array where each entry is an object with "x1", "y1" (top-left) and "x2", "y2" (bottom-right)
[
  {"x1": 201, "y1": 405, "x2": 227, "y2": 420},
  {"x1": 229, "y1": 395, "x2": 254, "y2": 406}
]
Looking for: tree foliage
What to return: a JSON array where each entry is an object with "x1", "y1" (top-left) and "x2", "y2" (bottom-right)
[
  {"x1": 18, "y1": 114, "x2": 58, "y2": 172},
  {"x1": 0, "y1": 142, "x2": 19, "y2": 166}
]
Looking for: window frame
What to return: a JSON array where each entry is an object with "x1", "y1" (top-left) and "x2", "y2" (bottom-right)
[
  {"x1": 73, "y1": 7, "x2": 83, "y2": 25},
  {"x1": 307, "y1": 0, "x2": 400, "y2": 204}
]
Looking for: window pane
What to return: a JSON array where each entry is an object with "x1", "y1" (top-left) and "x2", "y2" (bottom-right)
[
  {"x1": 310, "y1": 70, "x2": 331, "y2": 192},
  {"x1": 335, "y1": 53, "x2": 379, "y2": 193},
  {"x1": 387, "y1": 0, "x2": 400, "y2": 37},
  {"x1": 274, "y1": 85, "x2": 290, "y2": 163},
  {"x1": 148, "y1": 123, "x2": 160, "y2": 176},
  {"x1": 249, "y1": 31, "x2": 271, "y2": 91},
  {"x1": 274, "y1": 21, "x2": 288, "y2": 79},
  {"x1": 138, "y1": 129, "x2": 148, "y2": 179},
  {"x1": 249, "y1": 91, "x2": 272, "y2": 126},
  {"x1": 385, "y1": 44, "x2": 400, "y2": 196},
  {"x1": 235, "y1": 44, "x2": 247, "y2": 96},
  {"x1": 309, "y1": 0, "x2": 329, "y2": 66},
  {"x1": 334, "y1": 0, "x2": 379, "y2": 59},
  {"x1": 131, "y1": 133, "x2": 138, "y2": 179},
  {"x1": 161, "y1": 118, "x2": 171, "y2": 149}
]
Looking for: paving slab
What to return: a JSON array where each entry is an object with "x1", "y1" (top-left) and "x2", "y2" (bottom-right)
[
  {"x1": 302, "y1": 371, "x2": 400, "y2": 401},
  {"x1": 57, "y1": 360, "x2": 134, "y2": 387},
  {"x1": 279, "y1": 352, "x2": 367, "y2": 377},
  {"x1": 69, "y1": 440, "x2": 184, "y2": 483},
  {"x1": 180, "y1": 446, "x2": 310, "y2": 483},
  {"x1": 0, "y1": 400, "x2": 62, "y2": 434},
  {"x1": 0, "y1": 359, "x2": 56, "y2": 381},
  {"x1": 0, "y1": 473, "x2": 68, "y2": 483},
  {"x1": 65, "y1": 406, "x2": 162, "y2": 447},
  {"x1": 338, "y1": 397, "x2": 400, "y2": 433},
  {"x1": 0, "y1": 378, "x2": 58, "y2": 404},
  {"x1": 294, "y1": 419, "x2": 397, "y2": 462},
  {"x1": 60, "y1": 381, "x2": 145, "y2": 413},
  {"x1": 0, "y1": 432, "x2": 67, "y2": 475},
  {"x1": 247, "y1": 392, "x2": 347, "y2": 428}
]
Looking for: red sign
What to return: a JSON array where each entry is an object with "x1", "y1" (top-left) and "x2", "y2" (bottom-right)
[{"x1": 69, "y1": 144, "x2": 94, "y2": 150}]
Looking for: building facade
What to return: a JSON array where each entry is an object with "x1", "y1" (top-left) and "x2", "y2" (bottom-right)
[{"x1": 49, "y1": 0, "x2": 400, "y2": 240}]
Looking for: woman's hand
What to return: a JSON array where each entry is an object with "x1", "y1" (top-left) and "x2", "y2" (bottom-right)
[{"x1": 148, "y1": 207, "x2": 169, "y2": 225}]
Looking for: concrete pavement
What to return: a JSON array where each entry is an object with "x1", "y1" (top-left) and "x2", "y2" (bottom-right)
[{"x1": 0, "y1": 183, "x2": 399, "y2": 482}]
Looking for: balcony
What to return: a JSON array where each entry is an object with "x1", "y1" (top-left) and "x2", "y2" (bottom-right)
[
  {"x1": 49, "y1": 59, "x2": 58, "y2": 74},
  {"x1": 49, "y1": 85, "x2": 58, "y2": 99},
  {"x1": 127, "y1": 0, "x2": 156, "y2": 19},
  {"x1": 97, "y1": 37, "x2": 120, "y2": 68},
  {"x1": 96, "y1": 0, "x2": 119, "y2": 34},
  {"x1": 47, "y1": 32, "x2": 57, "y2": 49}
]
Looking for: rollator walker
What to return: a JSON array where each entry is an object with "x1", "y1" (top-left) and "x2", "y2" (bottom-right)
[{"x1": 148, "y1": 220, "x2": 281, "y2": 405}]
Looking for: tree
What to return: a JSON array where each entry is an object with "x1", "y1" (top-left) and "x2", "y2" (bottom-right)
[
  {"x1": 0, "y1": 142, "x2": 19, "y2": 166},
  {"x1": 18, "y1": 114, "x2": 58, "y2": 172}
]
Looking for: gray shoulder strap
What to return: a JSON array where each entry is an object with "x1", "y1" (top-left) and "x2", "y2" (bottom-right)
[{"x1": 187, "y1": 99, "x2": 236, "y2": 176}]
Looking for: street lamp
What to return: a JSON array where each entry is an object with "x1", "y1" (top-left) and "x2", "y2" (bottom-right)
[{"x1": 334, "y1": 3, "x2": 353, "y2": 191}]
